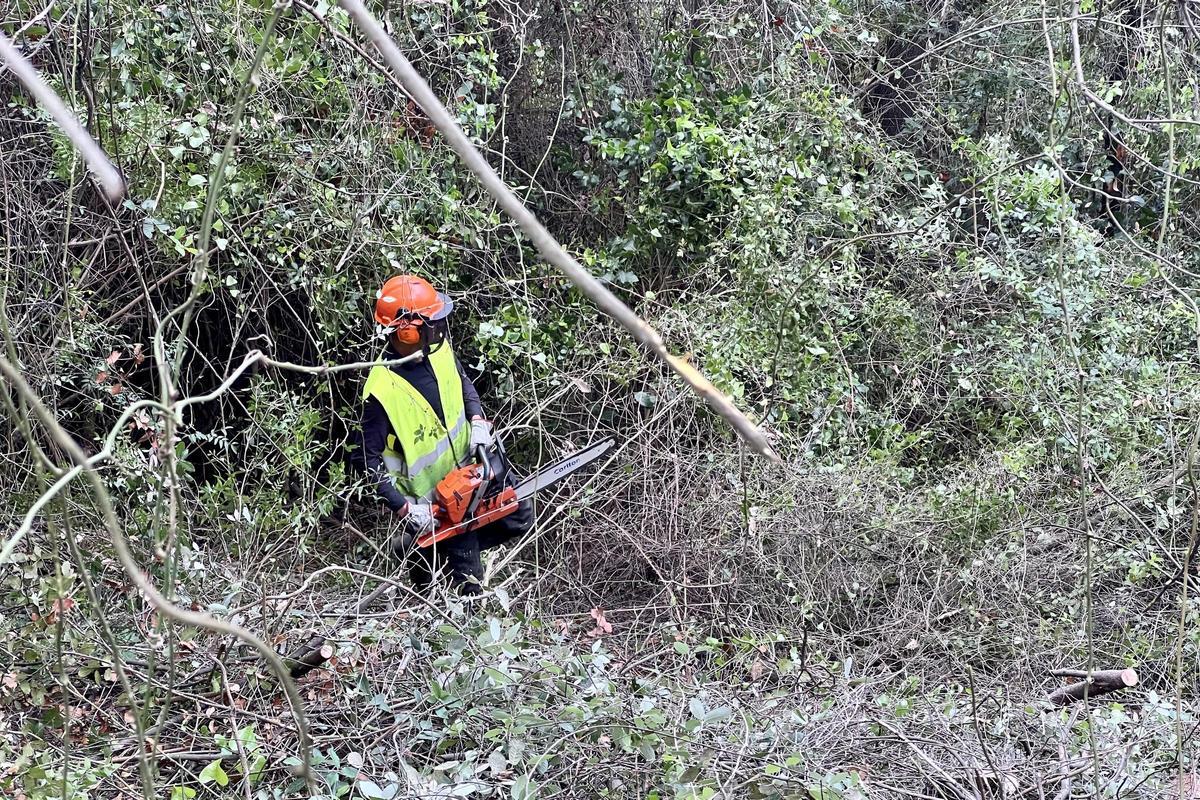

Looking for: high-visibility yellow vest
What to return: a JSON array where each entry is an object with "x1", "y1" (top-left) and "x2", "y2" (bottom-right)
[{"x1": 362, "y1": 343, "x2": 472, "y2": 501}]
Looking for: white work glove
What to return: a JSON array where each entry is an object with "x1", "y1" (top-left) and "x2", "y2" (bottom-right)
[
  {"x1": 470, "y1": 418, "x2": 494, "y2": 450},
  {"x1": 401, "y1": 499, "x2": 436, "y2": 535}
]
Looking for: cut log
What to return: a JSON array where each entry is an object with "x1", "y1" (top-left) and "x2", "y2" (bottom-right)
[
  {"x1": 284, "y1": 582, "x2": 393, "y2": 678},
  {"x1": 1046, "y1": 668, "x2": 1138, "y2": 705},
  {"x1": 284, "y1": 634, "x2": 334, "y2": 679}
]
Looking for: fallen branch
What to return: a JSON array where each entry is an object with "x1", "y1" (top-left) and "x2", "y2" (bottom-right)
[
  {"x1": 0, "y1": 30, "x2": 125, "y2": 202},
  {"x1": 1046, "y1": 668, "x2": 1139, "y2": 705},
  {"x1": 336, "y1": 0, "x2": 778, "y2": 462}
]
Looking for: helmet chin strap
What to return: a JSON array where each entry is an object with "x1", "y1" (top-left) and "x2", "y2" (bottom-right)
[
  {"x1": 419, "y1": 319, "x2": 449, "y2": 360},
  {"x1": 420, "y1": 320, "x2": 434, "y2": 360}
]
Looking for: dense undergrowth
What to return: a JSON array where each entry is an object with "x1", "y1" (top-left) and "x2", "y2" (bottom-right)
[{"x1": 3, "y1": 0, "x2": 1200, "y2": 797}]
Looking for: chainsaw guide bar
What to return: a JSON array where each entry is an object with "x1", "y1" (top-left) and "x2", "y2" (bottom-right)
[{"x1": 513, "y1": 437, "x2": 616, "y2": 501}]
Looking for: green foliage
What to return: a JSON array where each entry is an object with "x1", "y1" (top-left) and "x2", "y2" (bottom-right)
[{"x1": 4, "y1": 0, "x2": 1200, "y2": 796}]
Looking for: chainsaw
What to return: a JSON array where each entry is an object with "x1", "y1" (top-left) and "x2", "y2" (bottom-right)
[{"x1": 415, "y1": 437, "x2": 615, "y2": 549}]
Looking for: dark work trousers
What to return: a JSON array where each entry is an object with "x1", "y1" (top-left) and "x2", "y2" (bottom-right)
[{"x1": 408, "y1": 495, "x2": 533, "y2": 595}]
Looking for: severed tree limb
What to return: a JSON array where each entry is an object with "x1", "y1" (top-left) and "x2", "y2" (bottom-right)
[
  {"x1": 0, "y1": 30, "x2": 125, "y2": 202},
  {"x1": 1046, "y1": 668, "x2": 1139, "y2": 705},
  {"x1": 336, "y1": 0, "x2": 779, "y2": 462}
]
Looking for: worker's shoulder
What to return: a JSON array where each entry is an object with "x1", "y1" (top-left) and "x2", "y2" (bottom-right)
[{"x1": 363, "y1": 362, "x2": 400, "y2": 395}]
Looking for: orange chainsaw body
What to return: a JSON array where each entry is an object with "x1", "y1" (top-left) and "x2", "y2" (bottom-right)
[{"x1": 415, "y1": 462, "x2": 518, "y2": 549}]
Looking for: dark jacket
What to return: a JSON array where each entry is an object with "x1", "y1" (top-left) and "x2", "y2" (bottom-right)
[{"x1": 361, "y1": 343, "x2": 484, "y2": 512}]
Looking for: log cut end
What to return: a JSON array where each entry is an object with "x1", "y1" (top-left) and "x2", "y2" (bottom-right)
[{"x1": 1046, "y1": 666, "x2": 1140, "y2": 706}]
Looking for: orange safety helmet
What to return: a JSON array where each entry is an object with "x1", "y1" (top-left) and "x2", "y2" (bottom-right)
[{"x1": 374, "y1": 275, "x2": 453, "y2": 328}]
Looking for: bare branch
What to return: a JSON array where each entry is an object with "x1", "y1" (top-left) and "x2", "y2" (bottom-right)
[
  {"x1": 0, "y1": 30, "x2": 125, "y2": 203},
  {"x1": 1067, "y1": 2, "x2": 1199, "y2": 129},
  {"x1": 0, "y1": 355, "x2": 316, "y2": 792}
]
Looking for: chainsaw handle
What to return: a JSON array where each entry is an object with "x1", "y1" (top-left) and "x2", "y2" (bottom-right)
[
  {"x1": 463, "y1": 444, "x2": 492, "y2": 521},
  {"x1": 474, "y1": 444, "x2": 493, "y2": 482}
]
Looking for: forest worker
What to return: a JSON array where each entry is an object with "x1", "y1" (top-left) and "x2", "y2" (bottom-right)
[{"x1": 359, "y1": 274, "x2": 532, "y2": 595}]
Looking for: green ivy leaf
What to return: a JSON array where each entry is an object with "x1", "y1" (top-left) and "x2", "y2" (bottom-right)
[
  {"x1": 248, "y1": 753, "x2": 267, "y2": 784},
  {"x1": 357, "y1": 780, "x2": 396, "y2": 799},
  {"x1": 199, "y1": 759, "x2": 229, "y2": 787},
  {"x1": 511, "y1": 774, "x2": 538, "y2": 800},
  {"x1": 357, "y1": 781, "x2": 381, "y2": 798}
]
